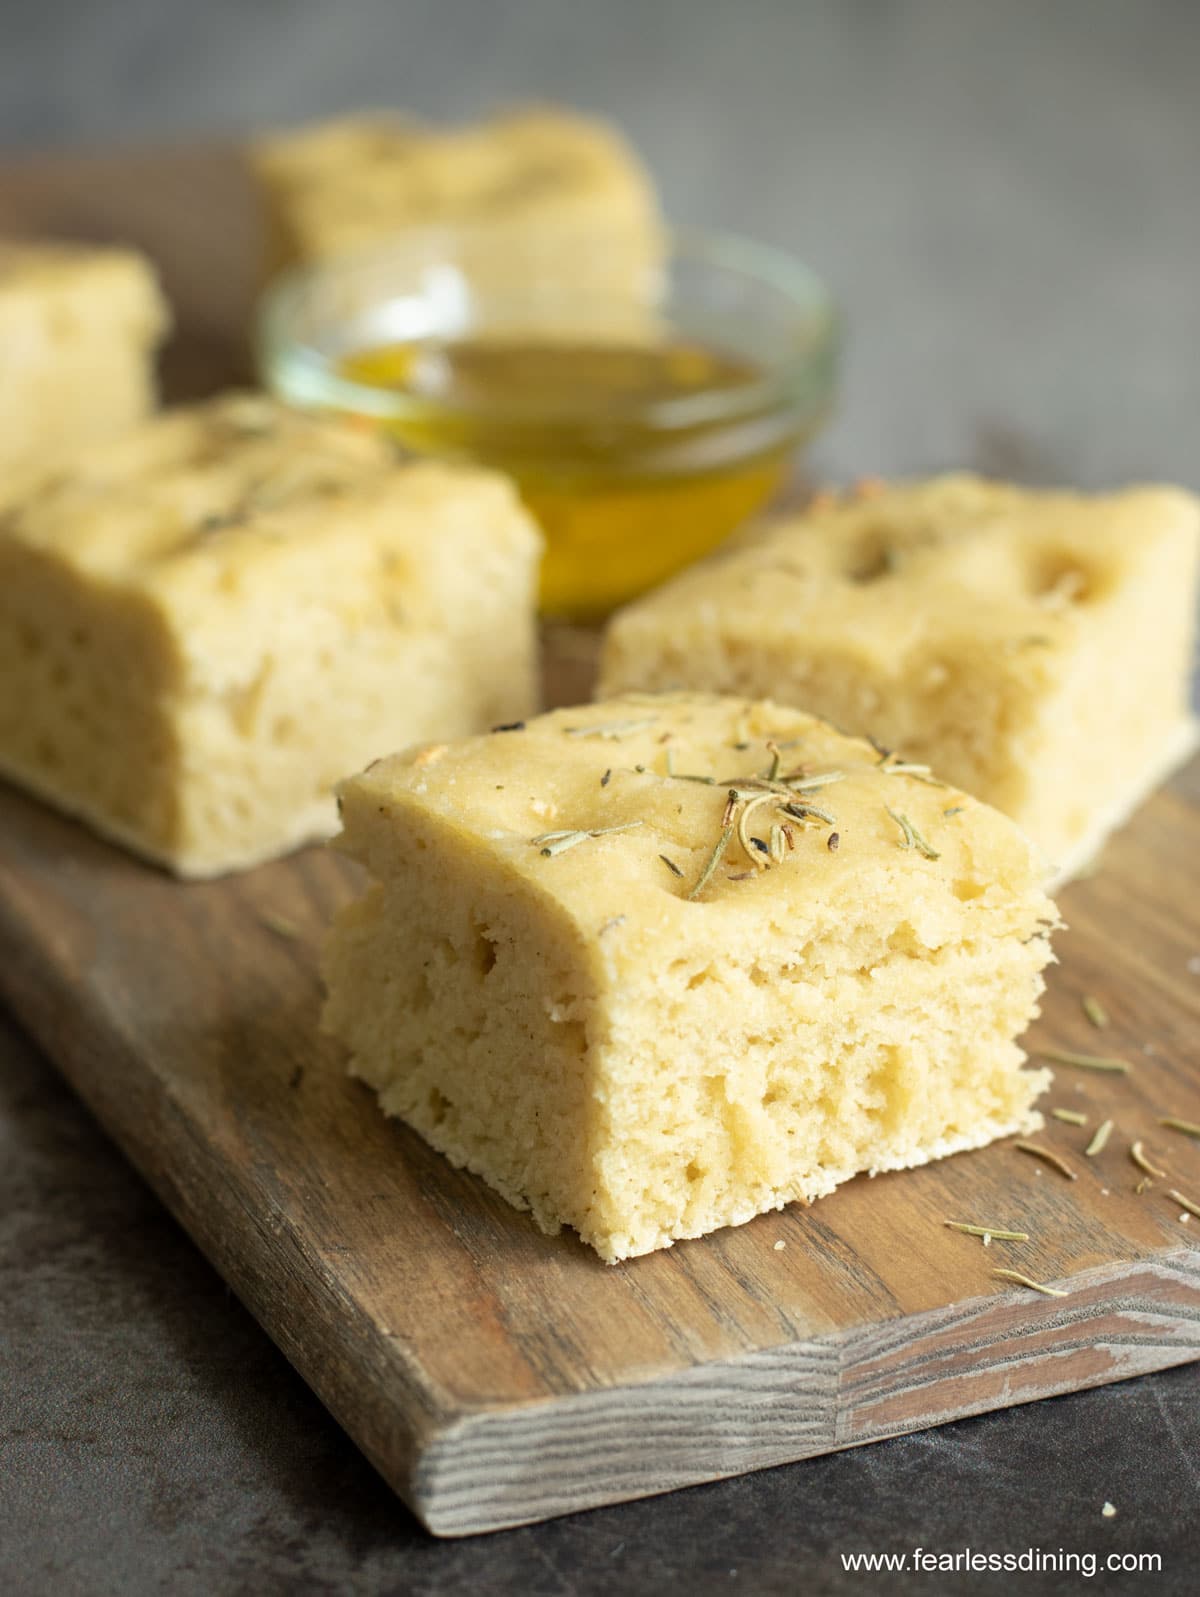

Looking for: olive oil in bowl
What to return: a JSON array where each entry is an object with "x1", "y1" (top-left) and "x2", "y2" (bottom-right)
[
  {"x1": 341, "y1": 335, "x2": 807, "y2": 616},
  {"x1": 260, "y1": 229, "x2": 838, "y2": 618}
]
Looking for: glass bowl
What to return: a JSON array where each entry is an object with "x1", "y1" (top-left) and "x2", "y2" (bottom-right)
[{"x1": 256, "y1": 225, "x2": 839, "y2": 619}]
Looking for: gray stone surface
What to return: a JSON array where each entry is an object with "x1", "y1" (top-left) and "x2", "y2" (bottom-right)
[{"x1": 2, "y1": 2, "x2": 1199, "y2": 1592}]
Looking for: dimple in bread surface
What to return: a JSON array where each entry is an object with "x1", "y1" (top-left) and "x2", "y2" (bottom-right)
[
  {"x1": 598, "y1": 475, "x2": 1200, "y2": 879},
  {"x1": 323, "y1": 692, "x2": 1058, "y2": 1263},
  {"x1": 0, "y1": 393, "x2": 541, "y2": 876}
]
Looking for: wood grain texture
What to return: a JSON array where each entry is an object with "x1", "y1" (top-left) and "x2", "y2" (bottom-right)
[
  {"x1": 1, "y1": 718, "x2": 1198, "y2": 1535},
  {"x1": 1, "y1": 145, "x2": 1199, "y2": 1537}
]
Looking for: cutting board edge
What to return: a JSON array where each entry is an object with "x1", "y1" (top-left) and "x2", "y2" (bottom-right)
[{"x1": 410, "y1": 1251, "x2": 1200, "y2": 1535}]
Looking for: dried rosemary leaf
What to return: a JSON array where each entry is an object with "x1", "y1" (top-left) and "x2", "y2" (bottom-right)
[
  {"x1": 785, "y1": 770, "x2": 845, "y2": 793},
  {"x1": 1085, "y1": 1119, "x2": 1114, "y2": 1157},
  {"x1": 885, "y1": 805, "x2": 940, "y2": 859},
  {"x1": 1036, "y1": 1047, "x2": 1130, "y2": 1074},
  {"x1": 1167, "y1": 1188, "x2": 1200, "y2": 1220},
  {"x1": 535, "y1": 831, "x2": 593, "y2": 857},
  {"x1": 1130, "y1": 1141, "x2": 1166, "y2": 1179},
  {"x1": 658, "y1": 853, "x2": 684, "y2": 878},
  {"x1": 887, "y1": 806, "x2": 915, "y2": 849},
  {"x1": 1051, "y1": 1108, "x2": 1088, "y2": 1126},
  {"x1": 688, "y1": 823, "x2": 734, "y2": 901},
  {"x1": 881, "y1": 761, "x2": 947, "y2": 788},
  {"x1": 260, "y1": 911, "x2": 300, "y2": 941},
  {"x1": 782, "y1": 800, "x2": 837, "y2": 826},
  {"x1": 1160, "y1": 1116, "x2": 1200, "y2": 1139},
  {"x1": 992, "y1": 1269, "x2": 1068, "y2": 1299},
  {"x1": 1081, "y1": 994, "x2": 1109, "y2": 1029},
  {"x1": 564, "y1": 717, "x2": 657, "y2": 740},
  {"x1": 197, "y1": 510, "x2": 246, "y2": 537},
  {"x1": 532, "y1": 821, "x2": 643, "y2": 857},
  {"x1": 905, "y1": 816, "x2": 941, "y2": 859},
  {"x1": 945, "y1": 1221, "x2": 1030, "y2": 1242},
  {"x1": 737, "y1": 792, "x2": 781, "y2": 866},
  {"x1": 943, "y1": 805, "x2": 966, "y2": 817},
  {"x1": 1015, "y1": 1141, "x2": 1078, "y2": 1181}
]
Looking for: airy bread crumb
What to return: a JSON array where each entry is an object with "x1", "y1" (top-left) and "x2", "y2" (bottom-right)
[{"x1": 323, "y1": 692, "x2": 1058, "y2": 1262}]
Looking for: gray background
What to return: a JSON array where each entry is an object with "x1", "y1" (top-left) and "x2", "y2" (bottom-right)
[
  {"x1": 3, "y1": 3, "x2": 1200, "y2": 1594},
  {"x1": 3, "y1": 0, "x2": 1199, "y2": 488}
]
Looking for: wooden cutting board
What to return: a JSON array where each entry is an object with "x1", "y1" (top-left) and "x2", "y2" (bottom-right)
[{"x1": 1, "y1": 145, "x2": 1199, "y2": 1538}]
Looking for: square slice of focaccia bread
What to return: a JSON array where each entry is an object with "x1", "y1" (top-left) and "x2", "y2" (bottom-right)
[
  {"x1": 0, "y1": 239, "x2": 169, "y2": 474},
  {"x1": 600, "y1": 476, "x2": 1200, "y2": 881},
  {"x1": 251, "y1": 103, "x2": 662, "y2": 294},
  {"x1": 0, "y1": 393, "x2": 541, "y2": 876},
  {"x1": 323, "y1": 692, "x2": 1058, "y2": 1263}
]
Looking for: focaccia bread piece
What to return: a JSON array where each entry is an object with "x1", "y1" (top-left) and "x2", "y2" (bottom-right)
[
  {"x1": 323, "y1": 692, "x2": 1057, "y2": 1263},
  {"x1": 0, "y1": 393, "x2": 541, "y2": 876},
  {"x1": 251, "y1": 104, "x2": 662, "y2": 284},
  {"x1": 599, "y1": 477, "x2": 1200, "y2": 881},
  {"x1": 0, "y1": 239, "x2": 169, "y2": 474}
]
